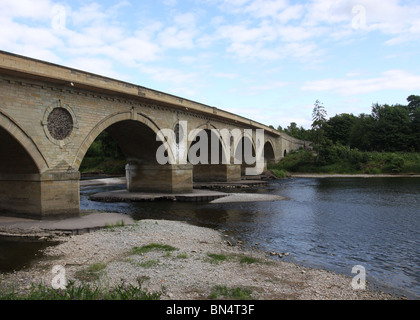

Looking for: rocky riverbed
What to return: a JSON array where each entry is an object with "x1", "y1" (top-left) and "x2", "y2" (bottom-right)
[{"x1": 0, "y1": 219, "x2": 401, "y2": 300}]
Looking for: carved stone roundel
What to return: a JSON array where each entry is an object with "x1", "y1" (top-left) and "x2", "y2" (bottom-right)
[{"x1": 47, "y1": 107, "x2": 74, "y2": 141}]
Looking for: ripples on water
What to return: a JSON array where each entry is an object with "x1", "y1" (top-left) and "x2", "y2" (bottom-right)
[{"x1": 1, "y1": 177, "x2": 419, "y2": 298}]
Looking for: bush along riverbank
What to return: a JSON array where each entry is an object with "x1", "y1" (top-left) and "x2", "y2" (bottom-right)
[{"x1": 269, "y1": 148, "x2": 420, "y2": 176}]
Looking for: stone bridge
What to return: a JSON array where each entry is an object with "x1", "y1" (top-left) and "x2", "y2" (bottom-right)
[{"x1": 0, "y1": 51, "x2": 309, "y2": 219}]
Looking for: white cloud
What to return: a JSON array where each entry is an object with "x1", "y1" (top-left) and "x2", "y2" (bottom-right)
[
  {"x1": 302, "y1": 70, "x2": 420, "y2": 95},
  {"x1": 0, "y1": 0, "x2": 53, "y2": 19},
  {"x1": 244, "y1": 0, "x2": 288, "y2": 18},
  {"x1": 158, "y1": 26, "x2": 196, "y2": 49},
  {"x1": 277, "y1": 5, "x2": 305, "y2": 23}
]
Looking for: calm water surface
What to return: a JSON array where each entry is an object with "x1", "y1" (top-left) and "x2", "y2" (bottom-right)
[{"x1": 1, "y1": 177, "x2": 419, "y2": 298}]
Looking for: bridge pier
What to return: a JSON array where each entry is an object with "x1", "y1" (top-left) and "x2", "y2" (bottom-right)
[
  {"x1": 126, "y1": 163, "x2": 193, "y2": 193},
  {"x1": 193, "y1": 164, "x2": 242, "y2": 182},
  {"x1": 0, "y1": 170, "x2": 80, "y2": 219}
]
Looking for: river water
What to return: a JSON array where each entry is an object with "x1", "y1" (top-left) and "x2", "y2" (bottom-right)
[{"x1": 1, "y1": 177, "x2": 419, "y2": 298}]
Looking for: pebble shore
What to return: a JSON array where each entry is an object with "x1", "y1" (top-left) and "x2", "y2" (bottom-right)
[{"x1": 0, "y1": 219, "x2": 400, "y2": 300}]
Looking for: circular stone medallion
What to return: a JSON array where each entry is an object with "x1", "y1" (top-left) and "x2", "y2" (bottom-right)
[{"x1": 47, "y1": 107, "x2": 74, "y2": 141}]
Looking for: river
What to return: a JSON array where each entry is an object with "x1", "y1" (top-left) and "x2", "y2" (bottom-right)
[{"x1": 1, "y1": 177, "x2": 419, "y2": 298}]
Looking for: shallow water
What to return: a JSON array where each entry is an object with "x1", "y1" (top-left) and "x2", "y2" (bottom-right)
[{"x1": 0, "y1": 238, "x2": 58, "y2": 273}]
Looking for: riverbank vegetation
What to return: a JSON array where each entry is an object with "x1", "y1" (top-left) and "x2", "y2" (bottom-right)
[
  {"x1": 80, "y1": 132, "x2": 126, "y2": 175},
  {"x1": 270, "y1": 95, "x2": 420, "y2": 175},
  {"x1": 0, "y1": 278, "x2": 161, "y2": 300},
  {"x1": 269, "y1": 149, "x2": 420, "y2": 175}
]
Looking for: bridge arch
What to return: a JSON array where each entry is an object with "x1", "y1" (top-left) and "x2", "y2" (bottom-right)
[
  {"x1": 187, "y1": 123, "x2": 230, "y2": 165},
  {"x1": 264, "y1": 140, "x2": 276, "y2": 166},
  {"x1": 73, "y1": 111, "x2": 173, "y2": 169},
  {"x1": 0, "y1": 111, "x2": 48, "y2": 174}
]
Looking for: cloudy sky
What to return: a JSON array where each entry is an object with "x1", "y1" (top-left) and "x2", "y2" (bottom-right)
[{"x1": 1, "y1": 0, "x2": 420, "y2": 129}]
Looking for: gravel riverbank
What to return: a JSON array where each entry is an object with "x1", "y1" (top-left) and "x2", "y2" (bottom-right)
[{"x1": 0, "y1": 219, "x2": 400, "y2": 300}]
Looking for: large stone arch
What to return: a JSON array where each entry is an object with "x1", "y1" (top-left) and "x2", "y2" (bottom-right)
[
  {"x1": 187, "y1": 122, "x2": 230, "y2": 165},
  {"x1": 73, "y1": 111, "x2": 173, "y2": 169},
  {"x1": 0, "y1": 111, "x2": 78, "y2": 219},
  {"x1": 0, "y1": 111, "x2": 48, "y2": 174},
  {"x1": 74, "y1": 111, "x2": 191, "y2": 194}
]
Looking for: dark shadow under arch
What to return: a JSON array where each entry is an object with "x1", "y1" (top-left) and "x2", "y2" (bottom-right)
[{"x1": 0, "y1": 126, "x2": 40, "y2": 174}]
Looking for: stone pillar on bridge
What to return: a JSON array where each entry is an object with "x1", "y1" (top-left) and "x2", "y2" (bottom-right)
[
  {"x1": 126, "y1": 163, "x2": 193, "y2": 194},
  {"x1": 0, "y1": 169, "x2": 80, "y2": 219}
]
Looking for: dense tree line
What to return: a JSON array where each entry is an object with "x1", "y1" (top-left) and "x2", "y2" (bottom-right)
[{"x1": 278, "y1": 95, "x2": 420, "y2": 152}]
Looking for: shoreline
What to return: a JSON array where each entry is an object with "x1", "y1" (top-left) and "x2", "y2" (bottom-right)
[{"x1": 0, "y1": 219, "x2": 404, "y2": 300}]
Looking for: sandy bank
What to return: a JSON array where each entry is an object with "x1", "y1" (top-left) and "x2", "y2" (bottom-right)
[{"x1": 0, "y1": 219, "x2": 399, "y2": 300}]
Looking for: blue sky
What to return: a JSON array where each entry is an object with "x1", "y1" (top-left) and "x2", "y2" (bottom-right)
[{"x1": 1, "y1": 0, "x2": 420, "y2": 129}]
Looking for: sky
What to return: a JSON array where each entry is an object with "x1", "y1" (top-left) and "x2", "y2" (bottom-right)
[{"x1": 1, "y1": 0, "x2": 420, "y2": 129}]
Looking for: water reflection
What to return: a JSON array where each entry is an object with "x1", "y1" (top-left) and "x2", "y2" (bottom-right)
[{"x1": 0, "y1": 238, "x2": 58, "y2": 273}]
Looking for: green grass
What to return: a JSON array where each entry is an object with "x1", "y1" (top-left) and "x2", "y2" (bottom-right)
[
  {"x1": 131, "y1": 243, "x2": 178, "y2": 255},
  {"x1": 176, "y1": 253, "x2": 188, "y2": 259},
  {"x1": 270, "y1": 168, "x2": 287, "y2": 178},
  {"x1": 206, "y1": 253, "x2": 228, "y2": 264},
  {"x1": 105, "y1": 220, "x2": 126, "y2": 230},
  {"x1": 0, "y1": 278, "x2": 161, "y2": 300},
  {"x1": 209, "y1": 285, "x2": 253, "y2": 300},
  {"x1": 74, "y1": 263, "x2": 107, "y2": 282}
]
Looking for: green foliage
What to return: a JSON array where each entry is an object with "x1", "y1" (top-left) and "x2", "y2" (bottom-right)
[
  {"x1": 273, "y1": 150, "x2": 314, "y2": 172},
  {"x1": 206, "y1": 253, "x2": 228, "y2": 264},
  {"x1": 270, "y1": 168, "x2": 287, "y2": 178},
  {"x1": 131, "y1": 243, "x2": 177, "y2": 255},
  {"x1": 0, "y1": 278, "x2": 161, "y2": 300},
  {"x1": 80, "y1": 157, "x2": 126, "y2": 175},
  {"x1": 75, "y1": 263, "x2": 107, "y2": 282},
  {"x1": 311, "y1": 100, "x2": 329, "y2": 159},
  {"x1": 271, "y1": 148, "x2": 420, "y2": 174},
  {"x1": 278, "y1": 95, "x2": 420, "y2": 153},
  {"x1": 86, "y1": 131, "x2": 124, "y2": 159},
  {"x1": 283, "y1": 122, "x2": 312, "y2": 140},
  {"x1": 81, "y1": 131, "x2": 126, "y2": 175},
  {"x1": 325, "y1": 113, "x2": 358, "y2": 146}
]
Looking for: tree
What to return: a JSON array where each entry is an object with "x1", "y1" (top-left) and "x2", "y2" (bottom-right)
[
  {"x1": 326, "y1": 113, "x2": 357, "y2": 146},
  {"x1": 311, "y1": 100, "x2": 329, "y2": 161},
  {"x1": 407, "y1": 95, "x2": 420, "y2": 151},
  {"x1": 370, "y1": 103, "x2": 412, "y2": 151},
  {"x1": 283, "y1": 122, "x2": 311, "y2": 140},
  {"x1": 349, "y1": 113, "x2": 375, "y2": 151}
]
